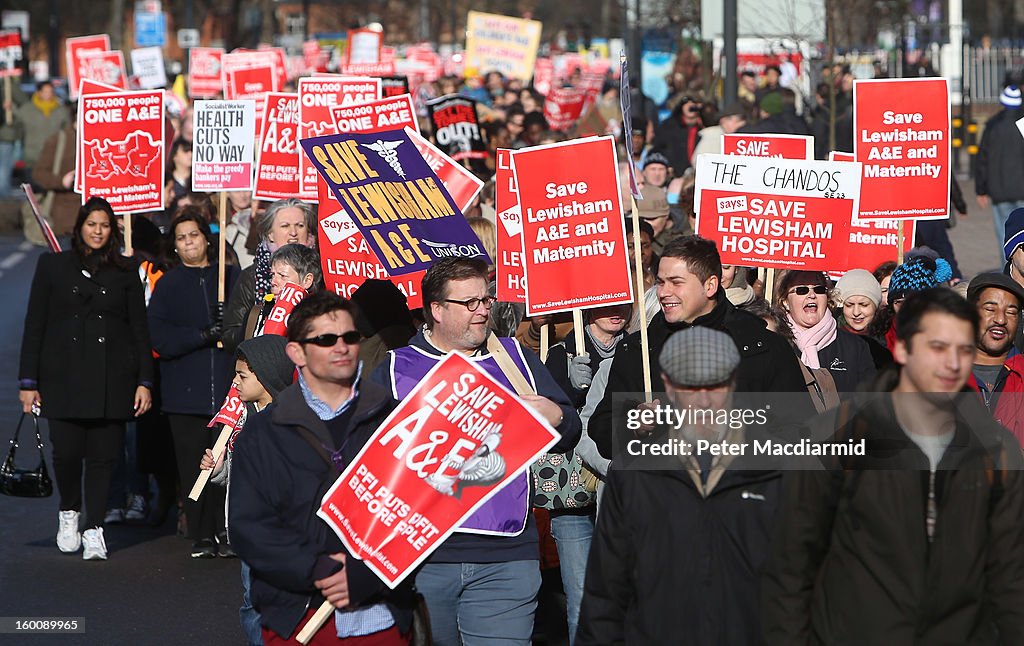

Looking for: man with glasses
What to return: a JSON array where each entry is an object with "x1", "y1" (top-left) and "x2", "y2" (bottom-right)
[
  {"x1": 230, "y1": 291, "x2": 417, "y2": 644},
  {"x1": 371, "y1": 257, "x2": 581, "y2": 646}
]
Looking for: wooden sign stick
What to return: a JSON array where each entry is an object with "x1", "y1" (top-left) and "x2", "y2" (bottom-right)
[
  {"x1": 629, "y1": 196, "x2": 652, "y2": 401},
  {"x1": 188, "y1": 424, "x2": 233, "y2": 501}
]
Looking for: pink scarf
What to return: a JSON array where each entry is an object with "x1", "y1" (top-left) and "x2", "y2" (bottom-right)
[{"x1": 789, "y1": 312, "x2": 838, "y2": 369}]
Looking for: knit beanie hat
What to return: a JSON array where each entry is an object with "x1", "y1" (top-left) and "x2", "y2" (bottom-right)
[
  {"x1": 1003, "y1": 207, "x2": 1024, "y2": 260},
  {"x1": 1001, "y1": 85, "x2": 1022, "y2": 108},
  {"x1": 835, "y1": 269, "x2": 882, "y2": 308},
  {"x1": 237, "y1": 335, "x2": 294, "y2": 398},
  {"x1": 887, "y1": 257, "x2": 953, "y2": 306},
  {"x1": 760, "y1": 92, "x2": 784, "y2": 116}
]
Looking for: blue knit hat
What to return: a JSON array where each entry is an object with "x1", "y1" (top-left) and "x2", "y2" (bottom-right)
[
  {"x1": 1003, "y1": 207, "x2": 1024, "y2": 260},
  {"x1": 887, "y1": 256, "x2": 952, "y2": 306}
]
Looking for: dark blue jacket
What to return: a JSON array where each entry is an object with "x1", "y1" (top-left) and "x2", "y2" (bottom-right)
[
  {"x1": 148, "y1": 263, "x2": 237, "y2": 416},
  {"x1": 229, "y1": 381, "x2": 416, "y2": 640}
]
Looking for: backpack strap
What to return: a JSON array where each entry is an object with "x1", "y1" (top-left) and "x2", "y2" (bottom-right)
[{"x1": 293, "y1": 426, "x2": 336, "y2": 471}]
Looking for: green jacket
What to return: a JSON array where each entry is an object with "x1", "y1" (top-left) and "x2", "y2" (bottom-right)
[{"x1": 14, "y1": 95, "x2": 69, "y2": 165}]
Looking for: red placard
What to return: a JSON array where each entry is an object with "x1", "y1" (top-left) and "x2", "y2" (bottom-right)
[
  {"x1": 80, "y1": 90, "x2": 164, "y2": 213},
  {"x1": 495, "y1": 149, "x2": 525, "y2": 302},
  {"x1": 694, "y1": 153, "x2": 861, "y2": 272},
  {"x1": 853, "y1": 78, "x2": 950, "y2": 220},
  {"x1": 257, "y1": 45, "x2": 290, "y2": 88},
  {"x1": 254, "y1": 92, "x2": 300, "y2": 202},
  {"x1": 262, "y1": 282, "x2": 307, "y2": 337},
  {"x1": 533, "y1": 58, "x2": 553, "y2": 96},
  {"x1": 189, "y1": 47, "x2": 225, "y2": 98},
  {"x1": 208, "y1": 385, "x2": 245, "y2": 429},
  {"x1": 404, "y1": 127, "x2": 484, "y2": 212},
  {"x1": 722, "y1": 133, "x2": 813, "y2": 160},
  {"x1": 316, "y1": 352, "x2": 559, "y2": 588},
  {"x1": 317, "y1": 177, "x2": 424, "y2": 309},
  {"x1": 225, "y1": 64, "x2": 276, "y2": 100},
  {"x1": 78, "y1": 50, "x2": 128, "y2": 91},
  {"x1": 66, "y1": 35, "x2": 111, "y2": 100},
  {"x1": 75, "y1": 79, "x2": 125, "y2": 194},
  {"x1": 331, "y1": 94, "x2": 418, "y2": 135},
  {"x1": 511, "y1": 136, "x2": 633, "y2": 315},
  {"x1": 543, "y1": 87, "x2": 586, "y2": 131},
  {"x1": 297, "y1": 76, "x2": 382, "y2": 200},
  {"x1": 0, "y1": 30, "x2": 22, "y2": 76}
]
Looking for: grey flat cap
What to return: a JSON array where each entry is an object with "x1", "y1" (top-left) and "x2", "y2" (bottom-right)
[{"x1": 659, "y1": 326, "x2": 741, "y2": 387}]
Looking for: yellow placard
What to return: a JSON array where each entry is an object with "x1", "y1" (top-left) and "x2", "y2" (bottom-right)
[{"x1": 464, "y1": 11, "x2": 542, "y2": 81}]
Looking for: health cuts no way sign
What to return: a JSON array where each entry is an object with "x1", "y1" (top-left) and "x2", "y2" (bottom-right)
[{"x1": 694, "y1": 153, "x2": 862, "y2": 272}]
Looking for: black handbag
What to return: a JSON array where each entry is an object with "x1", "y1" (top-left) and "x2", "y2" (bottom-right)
[{"x1": 0, "y1": 413, "x2": 54, "y2": 498}]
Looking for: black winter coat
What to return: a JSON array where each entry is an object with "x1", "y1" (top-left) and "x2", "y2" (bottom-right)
[
  {"x1": 590, "y1": 291, "x2": 812, "y2": 460},
  {"x1": 19, "y1": 251, "x2": 153, "y2": 420},
  {"x1": 762, "y1": 371, "x2": 1024, "y2": 645},
  {"x1": 975, "y1": 106, "x2": 1024, "y2": 203},
  {"x1": 650, "y1": 102, "x2": 702, "y2": 177},
  {"x1": 229, "y1": 382, "x2": 416, "y2": 640},
  {"x1": 816, "y1": 328, "x2": 876, "y2": 392},
  {"x1": 578, "y1": 435, "x2": 787, "y2": 645},
  {"x1": 148, "y1": 263, "x2": 238, "y2": 416},
  {"x1": 223, "y1": 264, "x2": 257, "y2": 352}
]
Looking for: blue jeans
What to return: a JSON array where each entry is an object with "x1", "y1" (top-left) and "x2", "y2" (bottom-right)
[
  {"x1": 992, "y1": 200, "x2": 1024, "y2": 257},
  {"x1": 416, "y1": 560, "x2": 541, "y2": 646},
  {"x1": 550, "y1": 510, "x2": 595, "y2": 646},
  {"x1": 240, "y1": 560, "x2": 263, "y2": 646},
  {"x1": 0, "y1": 141, "x2": 14, "y2": 196}
]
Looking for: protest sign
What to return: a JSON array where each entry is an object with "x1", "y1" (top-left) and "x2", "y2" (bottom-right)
[
  {"x1": 225, "y1": 64, "x2": 276, "y2": 99},
  {"x1": 209, "y1": 385, "x2": 245, "y2": 429},
  {"x1": 828, "y1": 150, "x2": 915, "y2": 274},
  {"x1": 79, "y1": 50, "x2": 128, "y2": 90},
  {"x1": 694, "y1": 153, "x2": 861, "y2": 271},
  {"x1": 331, "y1": 94, "x2": 419, "y2": 135},
  {"x1": 262, "y1": 282, "x2": 307, "y2": 337},
  {"x1": 130, "y1": 46, "x2": 166, "y2": 89},
  {"x1": 191, "y1": 100, "x2": 256, "y2": 192},
  {"x1": 254, "y1": 92, "x2": 300, "y2": 202},
  {"x1": 619, "y1": 54, "x2": 641, "y2": 199},
  {"x1": 189, "y1": 47, "x2": 224, "y2": 98},
  {"x1": 259, "y1": 46, "x2": 290, "y2": 89},
  {"x1": 66, "y1": 34, "x2": 111, "y2": 99},
  {"x1": 298, "y1": 76, "x2": 382, "y2": 200},
  {"x1": 341, "y1": 62, "x2": 396, "y2": 77},
  {"x1": 404, "y1": 127, "x2": 484, "y2": 216},
  {"x1": 511, "y1": 136, "x2": 633, "y2": 315},
  {"x1": 75, "y1": 78, "x2": 124, "y2": 193},
  {"x1": 464, "y1": 11, "x2": 542, "y2": 80},
  {"x1": 381, "y1": 76, "x2": 410, "y2": 98},
  {"x1": 854, "y1": 78, "x2": 949, "y2": 219},
  {"x1": 533, "y1": 58, "x2": 554, "y2": 96},
  {"x1": 0, "y1": 30, "x2": 22, "y2": 75},
  {"x1": 722, "y1": 133, "x2": 813, "y2": 159},
  {"x1": 317, "y1": 176, "x2": 425, "y2": 309},
  {"x1": 347, "y1": 28, "x2": 382, "y2": 64},
  {"x1": 543, "y1": 87, "x2": 586, "y2": 132},
  {"x1": 303, "y1": 40, "x2": 330, "y2": 74},
  {"x1": 300, "y1": 129, "x2": 487, "y2": 276},
  {"x1": 495, "y1": 149, "x2": 525, "y2": 302},
  {"x1": 317, "y1": 351, "x2": 559, "y2": 588},
  {"x1": 427, "y1": 95, "x2": 487, "y2": 163},
  {"x1": 79, "y1": 90, "x2": 164, "y2": 213}
]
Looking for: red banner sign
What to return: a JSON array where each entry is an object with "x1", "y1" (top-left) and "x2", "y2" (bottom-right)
[
  {"x1": 317, "y1": 352, "x2": 559, "y2": 588},
  {"x1": 511, "y1": 136, "x2": 633, "y2": 315},
  {"x1": 495, "y1": 149, "x2": 525, "y2": 302},
  {"x1": 694, "y1": 153, "x2": 861, "y2": 271},
  {"x1": 297, "y1": 76, "x2": 382, "y2": 200},
  {"x1": 722, "y1": 133, "x2": 813, "y2": 159},
  {"x1": 66, "y1": 35, "x2": 111, "y2": 100},
  {"x1": 189, "y1": 47, "x2": 224, "y2": 98},
  {"x1": 79, "y1": 90, "x2": 164, "y2": 213},
  {"x1": 262, "y1": 282, "x2": 307, "y2": 337},
  {"x1": 853, "y1": 78, "x2": 950, "y2": 220},
  {"x1": 330, "y1": 94, "x2": 419, "y2": 135},
  {"x1": 543, "y1": 87, "x2": 585, "y2": 132},
  {"x1": 208, "y1": 384, "x2": 245, "y2": 429},
  {"x1": 254, "y1": 92, "x2": 300, "y2": 202},
  {"x1": 79, "y1": 50, "x2": 128, "y2": 91}
]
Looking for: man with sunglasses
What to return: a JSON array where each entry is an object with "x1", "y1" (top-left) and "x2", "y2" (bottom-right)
[
  {"x1": 229, "y1": 291, "x2": 417, "y2": 644},
  {"x1": 371, "y1": 257, "x2": 581, "y2": 646}
]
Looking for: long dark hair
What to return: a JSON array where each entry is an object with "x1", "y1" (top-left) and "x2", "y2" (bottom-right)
[
  {"x1": 166, "y1": 208, "x2": 216, "y2": 268},
  {"x1": 72, "y1": 197, "x2": 129, "y2": 271}
]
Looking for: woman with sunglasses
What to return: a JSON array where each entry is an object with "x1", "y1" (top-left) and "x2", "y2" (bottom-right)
[
  {"x1": 775, "y1": 270, "x2": 876, "y2": 394},
  {"x1": 148, "y1": 210, "x2": 239, "y2": 559}
]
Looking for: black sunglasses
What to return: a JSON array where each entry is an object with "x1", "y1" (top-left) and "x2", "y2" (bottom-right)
[
  {"x1": 443, "y1": 296, "x2": 497, "y2": 312},
  {"x1": 790, "y1": 285, "x2": 828, "y2": 296},
  {"x1": 297, "y1": 331, "x2": 362, "y2": 347}
]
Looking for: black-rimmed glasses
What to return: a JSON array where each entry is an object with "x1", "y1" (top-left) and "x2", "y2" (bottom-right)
[{"x1": 443, "y1": 296, "x2": 497, "y2": 312}]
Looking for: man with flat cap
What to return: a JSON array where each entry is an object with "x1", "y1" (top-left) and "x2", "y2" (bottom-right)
[
  {"x1": 968, "y1": 272, "x2": 1024, "y2": 443},
  {"x1": 577, "y1": 326, "x2": 786, "y2": 645}
]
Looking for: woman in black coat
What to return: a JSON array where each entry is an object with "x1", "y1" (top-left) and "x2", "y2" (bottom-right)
[
  {"x1": 148, "y1": 209, "x2": 238, "y2": 559},
  {"x1": 19, "y1": 197, "x2": 154, "y2": 561}
]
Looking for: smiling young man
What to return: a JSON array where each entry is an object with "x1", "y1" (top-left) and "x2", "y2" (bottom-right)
[
  {"x1": 371, "y1": 257, "x2": 581, "y2": 646},
  {"x1": 967, "y1": 272, "x2": 1024, "y2": 443},
  {"x1": 588, "y1": 235, "x2": 808, "y2": 460},
  {"x1": 763, "y1": 288, "x2": 1024, "y2": 645},
  {"x1": 229, "y1": 291, "x2": 416, "y2": 644}
]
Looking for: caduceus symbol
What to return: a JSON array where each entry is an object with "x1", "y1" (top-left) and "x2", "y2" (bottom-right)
[{"x1": 361, "y1": 140, "x2": 406, "y2": 178}]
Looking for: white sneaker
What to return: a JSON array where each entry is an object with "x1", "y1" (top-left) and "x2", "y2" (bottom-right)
[
  {"x1": 125, "y1": 495, "x2": 147, "y2": 521},
  {"x1": 57, "y1": 511, "x2": 81, "y2": 553},
  {"x1": 82, "y1": 528, "x2": 107, "y2": 560}
]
